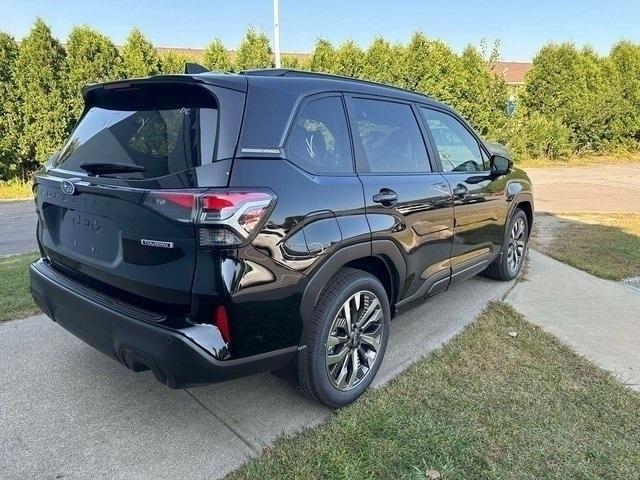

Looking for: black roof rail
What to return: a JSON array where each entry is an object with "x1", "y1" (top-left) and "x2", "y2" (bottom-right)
[
  {"x1": 239, "y1": 68, "x2": 430, "y2": 100},
  {"x1": 239, "y1": 68, "x2": 289, "y2": 76},
  {"x1": 184, "y1": 62, "x2": 209, "y2": 74}
]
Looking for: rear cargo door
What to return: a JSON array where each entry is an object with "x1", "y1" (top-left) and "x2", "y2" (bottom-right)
[{"x1": 34, "y1": 79, "x2": 244, "y2": 312}]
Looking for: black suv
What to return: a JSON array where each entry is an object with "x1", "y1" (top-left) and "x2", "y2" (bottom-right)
[{"x1": 30, "y1": 69, "x2": 533, "y2": 407}]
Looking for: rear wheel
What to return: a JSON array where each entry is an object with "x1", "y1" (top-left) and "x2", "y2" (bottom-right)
[
  {"x1": 484, "y1": 209, "x2": 529, "y2": 281},
  {"x1": 300, "y1": 268, "x2": 390, "y2": 408}
]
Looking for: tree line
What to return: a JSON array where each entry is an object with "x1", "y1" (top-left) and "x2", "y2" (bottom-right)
[{"x1": 1, "y1": 19, "x2": 639, "y2": 180}]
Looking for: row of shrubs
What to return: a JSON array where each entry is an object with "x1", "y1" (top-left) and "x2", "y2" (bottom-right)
[{"x1": 1, "y1": 19, "x2": 639, "y2": 180}]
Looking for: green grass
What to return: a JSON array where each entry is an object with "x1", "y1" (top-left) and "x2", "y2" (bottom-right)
[
  {"x1": 532, "y1": 213, "x2": 640, "y2": 280},
  {"x1": 0, "y1": 252, "x2": 39, "y2": 322},
  {"x1": 230, "y1": 302, "x2": 640, "y2": 479},
  {"x1": 0, "y1": 179, "x2": 33, "y2": 201}
]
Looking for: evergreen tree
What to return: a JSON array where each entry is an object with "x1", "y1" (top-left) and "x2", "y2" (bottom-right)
[
  {"x1": 504, "y1": 110, "x2": 574, "y2": 160},
  {"x1": 458, "y1": 45, "x2": 508, "y2": 137},
  {"x1": 0, "y1": 32, "x2": 17, "y2": 95},
  {"x1": 235, "y1": 28, "x2": 272, "y2": 70},
  {"x1": 281, "y1": 55, "x2": 301, "y2": 69},
  {"x1": 610, "y1": 41, "x2": 640, "y2": 116},
  {"x1": 608, "y1": 41, "x2": 640, "y2": 145},
  {"x1": 522, "y1": 43, "x2": 616, "y2": 151},
  {"x1": 398, "y1": 32, "x2": 459, "y2": 104},
  {"x1": 0, "y1": 32, "x2": 19, "y2": 178},
  {"x1": 398, "y1": 32, "x2": 431, "y2": 91},
  {"x1": 121, "y1": 28, "x2": 159, "y2": 77},
  {"x1": 334, "y1": 40, "x2": 364, "y2": 78},
  {"x1": 202, "y1": 38, "x2": 232, "y2": 71},
  {"x1": 66, "y1": 25, "x2": 120, "y2": 118},
  {"x1": 9, "y1": 19, "x2": 70, "y2": 173},
  {"x1": 522, "y1": 43, "x2": 598, "y2": 126},
  {"x1": 309, "y1": 39, "x2": 336, "y2": 73},
  {"x1": 361, "y1": 37, "x2": 402, "y2": 85},
  {"x1": 0, "y1": 24, "x2": 638, "y2": 175},
  {"x1": 159, "y1": 51, "x2": 194, "y2": 74},
  {"x1": 408, "y1": 34, "x2": 463, "y2": 107},
  {"x1": 575, "y1": 48, "x2": 623, "y2": 150}
]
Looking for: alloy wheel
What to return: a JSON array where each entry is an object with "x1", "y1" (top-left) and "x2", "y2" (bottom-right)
[
  {"x1": 507, "y1": 217, "x2": 526, "y2": 273},
  {"x1": 325, "y1": 290, "x2": 384, "y2": 391}
]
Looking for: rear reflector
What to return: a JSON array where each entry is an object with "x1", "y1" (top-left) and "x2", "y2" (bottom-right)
[
  {"x1": 142, "y1": 189, "x2": 275, "y2": 246},
  {"x1": 199, "y1": 228, "x2": 242, "y2": 247},
  {"x1": 213, "y1": 305, "x2": 232, "y2": 343}
]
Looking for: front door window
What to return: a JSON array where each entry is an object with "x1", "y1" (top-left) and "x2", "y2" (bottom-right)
[{"x1": 420, "y1": 108, "x2": 485, "y2": 172}]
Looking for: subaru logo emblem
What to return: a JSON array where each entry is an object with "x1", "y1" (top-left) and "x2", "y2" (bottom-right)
[{"x1": 61, "y1": 180, "x2": 76, "y2": 195}]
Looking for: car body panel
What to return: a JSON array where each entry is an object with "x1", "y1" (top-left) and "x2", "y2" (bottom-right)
[
  {"x1": 358, "y1": 174, "x2": 454, "y2": 300},
  {"x1": 30, "y1": 70, "x2": 534, "y2": 388}
]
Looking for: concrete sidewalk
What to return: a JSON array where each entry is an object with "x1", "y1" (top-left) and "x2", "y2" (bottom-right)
[
  {"x1": 506, "y1": 250, "x2": 640, "y2": 392},
  {"x1": 0, "y1": 275, "x2": 514, "y2": 480}
]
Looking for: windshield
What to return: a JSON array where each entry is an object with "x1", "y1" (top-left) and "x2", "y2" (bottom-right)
[{"x1": 52, "y1": 105, "x2": 217, "y2": 179}]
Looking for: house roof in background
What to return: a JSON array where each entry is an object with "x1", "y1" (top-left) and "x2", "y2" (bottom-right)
[{"x1": 492, "y1": 61, "x2": 532, "y2": 85}]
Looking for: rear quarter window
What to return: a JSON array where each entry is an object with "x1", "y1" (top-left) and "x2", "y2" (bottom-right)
[{"x1": 286, "y1": 96, "x2": 353, "y2": 174}]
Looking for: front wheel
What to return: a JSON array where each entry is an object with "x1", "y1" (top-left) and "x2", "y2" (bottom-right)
[
  {"x1": 484, "y1": 208, "x2": 529, "y2": 281},
  {"x1": 300, "y1": 268, "x2": 390, "y2": 408}
]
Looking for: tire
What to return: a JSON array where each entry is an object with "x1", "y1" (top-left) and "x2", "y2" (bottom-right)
[
  {"x1": 484, "y1": 208, "x2": 529, "y2": 281},
  {"x1": 299, "y1": 267, "x2": 390, "y2": 408}
]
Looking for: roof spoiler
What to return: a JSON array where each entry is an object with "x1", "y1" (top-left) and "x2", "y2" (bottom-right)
[{"x1": 184, "y1": 63, "x2": 209, "y2": 74}]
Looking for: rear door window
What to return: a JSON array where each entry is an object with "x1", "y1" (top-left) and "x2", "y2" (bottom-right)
[
  {"x1": 350, "y1": 98, "x2": 430, "y2": 174},
  {"x1": 52, "y1": 97, "x2": 217, "y2": 179},
  {"x1": 286, "y1": 96, "x2": 353, "y2": 174}
]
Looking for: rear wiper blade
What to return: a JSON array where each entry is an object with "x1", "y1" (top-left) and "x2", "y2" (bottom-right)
[{"x1": 79, "y1": 162, "x2": 146, "y2": 176}]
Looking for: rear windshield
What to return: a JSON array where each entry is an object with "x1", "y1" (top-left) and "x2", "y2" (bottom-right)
[{"x1": 51, "y1": 88, "x2": 218, "y2": 179}]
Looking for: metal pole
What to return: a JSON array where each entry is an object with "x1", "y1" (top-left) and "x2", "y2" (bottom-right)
[{"x1": 273, "y1": 0, "x2": 281, "y2": 68}]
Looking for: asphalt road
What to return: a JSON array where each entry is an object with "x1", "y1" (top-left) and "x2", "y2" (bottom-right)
[
  {"x1": 0, "y1": 275, "x2": 514, "y2": 480},
  {"x1": 524, "y1": 163, "x2": 640, "y2": 214},
  {"x1": 0, "y1": 200, "x2": 37, "y2": 256}
]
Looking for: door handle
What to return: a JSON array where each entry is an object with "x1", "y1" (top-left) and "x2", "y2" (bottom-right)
[
  {"x1": 372, "y1": 189, "x2": 398, "y2": 207},
  {"x1": 452, "y1": 184, "x2": 469, "y2": 199}
]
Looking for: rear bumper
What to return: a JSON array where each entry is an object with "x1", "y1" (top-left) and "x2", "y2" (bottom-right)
[{"x1": 29, "y1": 259, "x2": 297, "y2": 388}]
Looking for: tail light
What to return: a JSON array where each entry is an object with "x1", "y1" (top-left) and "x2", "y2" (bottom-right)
[{"x1": 143, "y1": 189, "x2": 274, "y2": 246}]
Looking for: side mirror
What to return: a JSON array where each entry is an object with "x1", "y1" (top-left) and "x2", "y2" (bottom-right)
[{"x1": 490, "y1": 155, "x2": 512, "y2": 176}]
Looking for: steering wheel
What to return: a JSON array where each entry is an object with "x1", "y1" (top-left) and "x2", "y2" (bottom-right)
[
  {"x1": 305, "y1": 132, "x2": 330, "y2": 168},
  {"x1": 452, "y1": 160, "x2": 481, "y2": 172}
]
